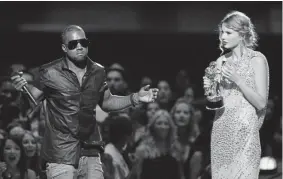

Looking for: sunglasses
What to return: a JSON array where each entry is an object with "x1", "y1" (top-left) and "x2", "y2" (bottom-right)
[{"x1": 66, "y1": 38, "x2": 89, "y2": 50}]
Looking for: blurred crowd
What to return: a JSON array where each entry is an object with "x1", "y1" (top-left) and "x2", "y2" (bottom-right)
[{"x1": 0, "y1": 62, "x2": 281, "y2": 179}]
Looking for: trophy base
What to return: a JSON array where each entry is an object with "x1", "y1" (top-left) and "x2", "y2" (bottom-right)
[{"x1": 206, "y1": 97, "x2": 224, "y2": 110}]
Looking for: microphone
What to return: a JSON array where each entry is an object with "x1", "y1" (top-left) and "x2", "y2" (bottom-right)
[
  {"x1": 12, "y1": 71, "x2": 41, "y2": 120},
  {"x1": 14, "y1": 71, "x2": 37, "y2": 106},
  {"x1": 23, "y1": 86, "x2": 37, "y2": 106}
]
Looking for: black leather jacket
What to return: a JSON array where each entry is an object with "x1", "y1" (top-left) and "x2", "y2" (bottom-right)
[{"x1": 32, "y1": 57, "x2": 107, "y2": 166}]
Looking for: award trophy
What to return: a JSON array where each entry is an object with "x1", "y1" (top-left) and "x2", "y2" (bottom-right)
[{"x1": 204, "y1": 61, "x2": 224, "y2": 110}]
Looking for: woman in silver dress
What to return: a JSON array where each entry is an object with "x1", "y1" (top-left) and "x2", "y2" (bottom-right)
[{"x1": 203, "y1": 11, "x2": 269, "y2": 178}]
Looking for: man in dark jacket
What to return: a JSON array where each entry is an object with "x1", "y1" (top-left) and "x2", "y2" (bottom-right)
[{"x1": 11, "y1": 25, "x2": 158, "y2": 179}]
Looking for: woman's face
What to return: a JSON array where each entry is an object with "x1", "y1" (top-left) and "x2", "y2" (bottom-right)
[
  {"x1": 153, "y1": 116, "x2": 170, "y2": 140},
  {"x1": 4, "y1": 139, "x2": 21, "y2": 167},
  {"x1": 220, "y1": 23, "x2": 242, "y2": 50},
  {"x1": 146, "y1": 102, "x2": 160, "y2": 119},
  {"x1": 174, "y1": 103, "x2": 192, "y2": 127},
  {"x1": 22, "y1": 133, "x2": 37, "y2": 157}
]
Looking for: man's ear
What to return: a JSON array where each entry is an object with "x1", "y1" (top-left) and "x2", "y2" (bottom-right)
[{"x1": 62, "y1": 44, "x2": 67, "y2": 53}]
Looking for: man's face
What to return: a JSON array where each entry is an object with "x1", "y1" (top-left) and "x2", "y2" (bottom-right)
[
  {"x1": 0, "y1": 81, "x2": 19, "y2": 105},
  {"x1": 62, "y1": 30, "x2": 88, "y2": 62},
  {"x1": 184, "y1": 87, "x2": 194, "y2": 103},
  {"x1": 157, "y1": 81, "x2": 172, "y2": 103},
  {"x1": 107, "y1": 71, "x2": 124, "y2": 94}
]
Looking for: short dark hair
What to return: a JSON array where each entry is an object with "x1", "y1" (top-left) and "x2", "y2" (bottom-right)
[
  {"x1": 106, "y1": 68, "x2": 126, "y2": 81},
  {"x1": 61, "y1": 25, "x2": 85, "y2": 44}
]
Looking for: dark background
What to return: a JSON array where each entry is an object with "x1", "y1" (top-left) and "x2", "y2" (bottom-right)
[{"x1": 0, "y1": 1, "x2": 281, "y2": 99}]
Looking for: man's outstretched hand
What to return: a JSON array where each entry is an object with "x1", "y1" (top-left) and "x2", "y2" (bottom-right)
[{"x1": 137, "y1": 85, "x2": 159, "y2": 103}]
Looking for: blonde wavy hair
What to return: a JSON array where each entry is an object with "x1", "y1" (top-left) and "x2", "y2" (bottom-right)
[
  {"x1": 135, "y1": 110, "x2": 182, "y2": 161},
  {"x1": 218, "y1": 11, "x2": 258, "y2": 54},
  {"x1": 170, "y1": 98, "x2": 199, "y2": 143}
]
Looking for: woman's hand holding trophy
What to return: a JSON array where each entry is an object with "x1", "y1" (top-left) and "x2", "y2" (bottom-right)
[{"x1": 203, "y1": 61, "x2": 224, "y2": 110}]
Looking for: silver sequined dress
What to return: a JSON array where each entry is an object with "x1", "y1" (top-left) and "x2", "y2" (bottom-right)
[{"x1": 211, "y1": 49, "x2": 269, "y2": 179}]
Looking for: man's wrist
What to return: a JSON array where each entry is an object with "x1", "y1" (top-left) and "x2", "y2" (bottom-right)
[{"x1": 131, "y1": 93, "x2": 140, "y2": 107}]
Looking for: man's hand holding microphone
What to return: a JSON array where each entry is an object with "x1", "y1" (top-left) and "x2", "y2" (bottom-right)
[{"x1": 11, "y1": 72, "x2": 37, "y2": 106}]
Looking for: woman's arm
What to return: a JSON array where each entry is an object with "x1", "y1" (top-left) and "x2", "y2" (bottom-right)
[
  {"x1": 223, "y1": 55, "x2": 269, "y2": 111},
  {"x1": 236, "y1": 56, "x2": 269, "y2": 110}
]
